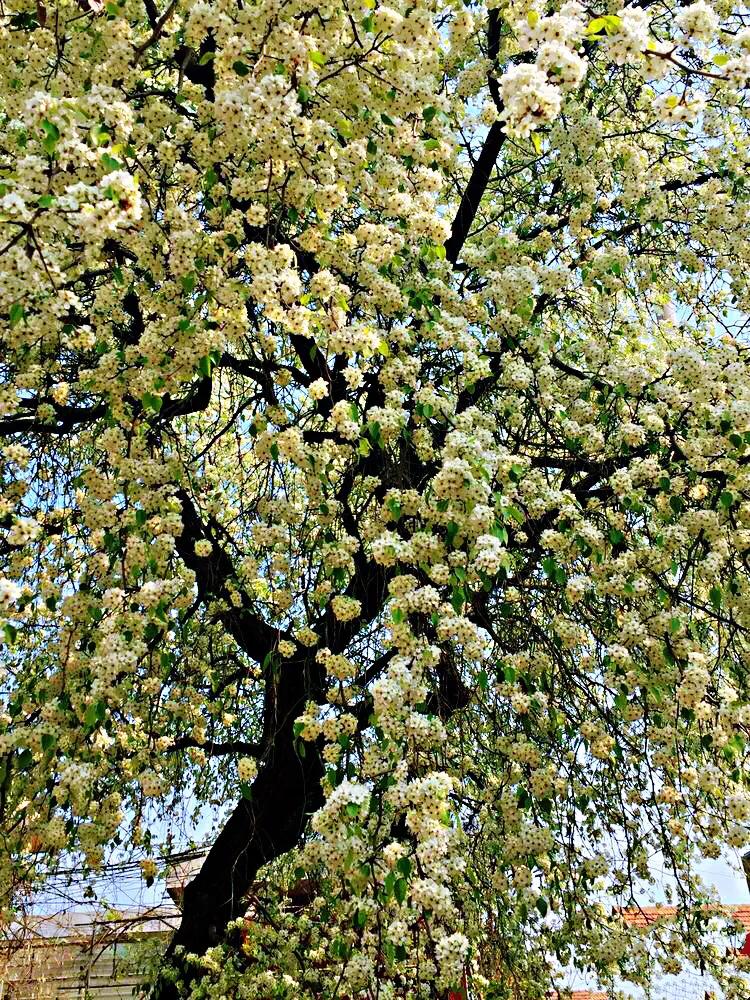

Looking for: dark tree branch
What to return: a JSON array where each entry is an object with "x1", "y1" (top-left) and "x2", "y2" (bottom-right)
[
  {"x1": 0, "y1": 402, "x2": 107, "y2": 437},
  {"x1": 165, "y1": 737, "x2": 262, "y2": 757},
  {"x1": 159, "y1": 377, "x2": 212, "y2": 421},
  {"x1": 444, "y1": 11, "x2": 506, "y2": 266},
  {"x1": 149, "y1": 492, "x2": 329, "y2": 997},
  {"x1": 444, "y1": 122, "x2": 506, "y2": 266},
  {"x1": 173, "y1": 490, "x2": 282, "y2": 664}
]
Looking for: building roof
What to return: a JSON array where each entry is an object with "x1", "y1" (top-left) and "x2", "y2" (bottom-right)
[
  {"x1": 0, "y1": 908, "x2": 180, "y2": 1000},
  {"x1": 548, "y1": 993, "x2": 608, "y2": 999},
  {"x1": 166, "y1": 853, "x2": 205, "y2": 904},
  {"x1": 619, "y1": 904, "x2": 750, "y2": 930},
  {"x1": 3, "y1": 907, "x2": 179, "y2": 941}
]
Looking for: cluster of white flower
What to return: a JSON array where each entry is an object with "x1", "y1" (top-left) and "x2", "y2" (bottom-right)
[
  {"x1": 600, "y1": 11, "x2": 647, "y2": 65},
  {"x1": 139, "y1": 771, "x2": 166, "y2": 798},
  {"x1": 500, "y1": 2, "x2": 588, "y2": 135},
  {"x1": 372, "y1": 655, "x2": 429, "y2": 735},
  {"x1": 238, "y1": 757, "x2": 258, "y2": 783},
  {"x1": 330, "y1": 595, "x2": 361, "y2": 622},
  {"x1": 675, "y1": 0, "x2": 719, "y2": 42},
  {"x1": 329, "y1": 400, "x2": 360, "y2": 441},
  {"x1": 0, "y1": 578, "x2": 21, "y2": 609},
  {"x1": 434, "y1": 931, "x2": 471, "y2": 986},
  {"x1": 308, "y1": 378, "x2": 328, "y2": 401},
  {"x1": 473, "y1": 533, "x2": 506, "y2": 575},
  {"x1": 676, "y1": 662, "x2": 710, "y2": 709}
]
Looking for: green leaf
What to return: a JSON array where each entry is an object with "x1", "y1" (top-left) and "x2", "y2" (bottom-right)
[
  {"x1": 394, "y1": 877, "x2": 408, "y2": 904},
  {"x1": 84, "y1": 700, "x2": 106, "y2": 728},
  {"x1": 587, "y1": 13, "x2": 621, "y2": 35},
  {"x1": 3, "y1": 623, "x2": 18, "y2": 645},
  {"x1": 89, "y1": 124, "x2": 111, "y2": 147},
  {"x1": 9, "y1": 303, "x2": 25, "y2": 327},
  {"x1": 384, "y1": 871, "x2": 396, "y2": 899},
  {"x1": 331, "y1": 937, "x2": 349, "y2": 960},
  {"x1": 505, "y1": 505, "x2": 525, "y2": 524},
  {"x1": 542, "y1": 557, "x2": 558, "y2": 579},
  {"x1": 141, "y1": 392, "x2": 163, "y2": 413},
  {"x1": 40, "y1": 118, "x2": 60, "y2": 155},
  {"x1": 101, "y1": 153, "x2": 122, "y2": 172},
  {"x1": 396, "y1": 857, "x2": 412, "y2": 877},
  {"x1": 309, "y1": 50, "x2": 326, "y2": 66},
  {"x1": 492, "y1": 523, "x2": 508, "y2": 544}
]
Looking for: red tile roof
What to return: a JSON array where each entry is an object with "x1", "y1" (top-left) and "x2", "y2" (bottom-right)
[
  {"x1": 548, "y1": 993, "x2": 608, "y2": 999},
  {"x1": 619, "y1": 904, "x2": 750, "y2": 930}
]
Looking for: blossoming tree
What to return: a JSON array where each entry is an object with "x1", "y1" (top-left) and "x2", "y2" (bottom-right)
[{"x1": 3, "y1": 0, "x2": 750, "y2": 995}]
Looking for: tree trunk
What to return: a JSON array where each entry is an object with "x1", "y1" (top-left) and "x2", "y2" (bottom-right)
[{"x1": 150, "y1": 679, "x2": 324, "y2": 999}]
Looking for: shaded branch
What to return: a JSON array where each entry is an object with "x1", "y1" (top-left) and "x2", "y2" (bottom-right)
[
  {"x1": 445, "y1": 121, "x2": 506, "y2": 267},
  {"x1": 165, "y1": 737, "x2": 262, "y2": 757}
]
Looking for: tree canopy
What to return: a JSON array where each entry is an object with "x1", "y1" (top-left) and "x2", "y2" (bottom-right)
[{"x1": 3, "y1": 0, "x2": 750, "y2": 996}]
